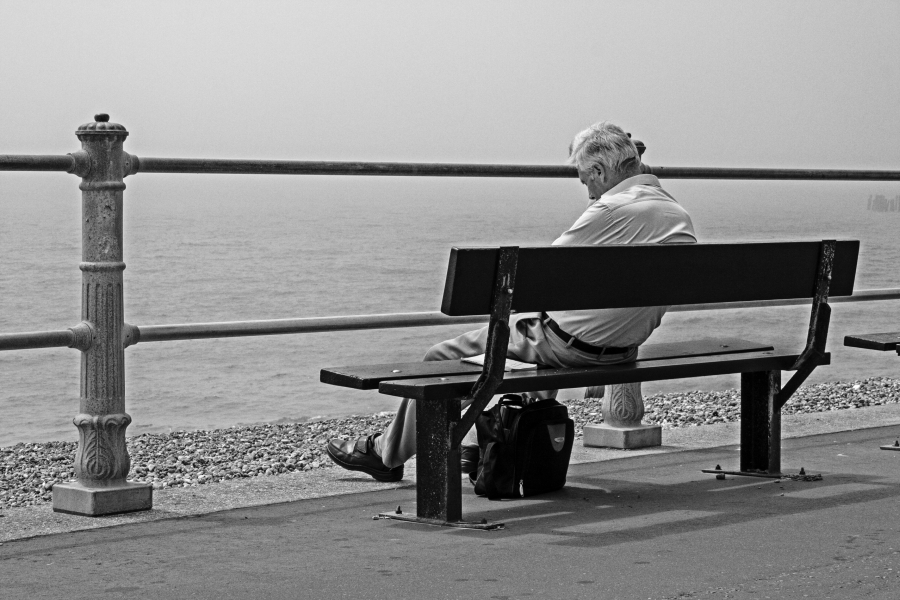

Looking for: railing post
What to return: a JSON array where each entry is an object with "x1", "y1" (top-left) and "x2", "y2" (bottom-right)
[
  {"x1": 583, "y1": 382, "x2": 662, "y2": 449},
  {"x1": 52, "y1": 114, "x2": 151, "y2": 516}
]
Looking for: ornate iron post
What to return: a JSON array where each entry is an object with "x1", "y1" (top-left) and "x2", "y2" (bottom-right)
[{"x1": 52, "y1": 114, "x2": 151, "y2": 515}]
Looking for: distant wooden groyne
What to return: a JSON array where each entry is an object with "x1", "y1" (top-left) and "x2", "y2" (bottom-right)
[{"x1": 867, "y1": 194, "x2": 900, "y2": 212}]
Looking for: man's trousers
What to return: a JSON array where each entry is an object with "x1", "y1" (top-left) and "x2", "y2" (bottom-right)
[{"x1": 375, "y1": 314, "x2": 639, "y2": 468}]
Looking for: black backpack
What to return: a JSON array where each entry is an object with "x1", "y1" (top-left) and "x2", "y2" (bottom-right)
[{"x1": 471, "y1": 394, "x2": 575, "y2": 499}]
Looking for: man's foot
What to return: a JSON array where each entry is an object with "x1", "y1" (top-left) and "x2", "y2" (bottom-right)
[
  {"x1": 326, "y1": 434, "x2": 404, "y2": 482},
  {"x1": 460, "y1": 445, "x2": 479, "y2": 475}
]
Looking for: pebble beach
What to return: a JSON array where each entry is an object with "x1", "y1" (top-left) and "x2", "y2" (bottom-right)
[{"x1": 2, "y1": 377, "x2": 899, "y2": 510}]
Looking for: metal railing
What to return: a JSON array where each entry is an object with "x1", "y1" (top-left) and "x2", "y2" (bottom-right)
[
  {"x1": 3, "y1": 288, "x2": 900, "y2": 352},
  {"x1": 2, "y1": 113, "x2": 899, "y2": 516},
  {"x1": 5, "y1": 152, "x2": 900, "y2": 180}
]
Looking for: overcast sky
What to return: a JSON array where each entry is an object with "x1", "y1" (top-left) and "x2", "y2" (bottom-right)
[
  {"x1": 1, "y1": 1, "x2": 898, "y2": 169},
  {"x1": 2, "y1": 1, "x2": 899, "y2": 412}
]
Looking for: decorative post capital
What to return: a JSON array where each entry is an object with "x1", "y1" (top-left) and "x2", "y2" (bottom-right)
[
  {"x1": 69, "y1": 113, "x2": 141, "y2": 178},
  {"x1": 75, "y1": 113, "x2": 129, "y2": 142},
  {"x1": 73, "y1": 114, "x2": 131, "y2": 186}
]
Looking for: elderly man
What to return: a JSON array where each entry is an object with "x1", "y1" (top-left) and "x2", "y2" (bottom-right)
[{"x1": 326, "y1": 121, "x2": 696, "y2": 482}]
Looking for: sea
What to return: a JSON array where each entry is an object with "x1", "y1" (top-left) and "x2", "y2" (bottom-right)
[{"x1": 2, "y1": 173, "x2": 899, "y2": 446}]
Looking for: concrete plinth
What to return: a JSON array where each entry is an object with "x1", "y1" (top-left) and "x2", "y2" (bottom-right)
[
  {"x1": 583, "y1": 423, "x2": 662, "y2": 449},
  {"x1": 52, "y1": 480, "x2": 152, "y2": 516}
]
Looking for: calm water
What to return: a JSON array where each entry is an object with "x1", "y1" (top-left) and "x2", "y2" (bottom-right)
[{"x1": 2, "y1": 173, "x2": 899, "y2": 445}]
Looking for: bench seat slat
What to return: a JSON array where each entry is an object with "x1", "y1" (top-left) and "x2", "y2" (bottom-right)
[
  {"x1": 321, "y1": 359, "x2": 482, "y2": 390},
  {"x1": 320, "y1": 337, "x2": 773, "y2": 390},
  {"x1": 843, "y1": 332, "x2": 900, "y2": 351},
  {"x1": 378, "y1": 349, "x2": 827, "y2": 401}
]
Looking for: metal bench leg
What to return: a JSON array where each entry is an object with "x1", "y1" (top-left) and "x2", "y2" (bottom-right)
[
  {"x1": 740, "y1": 370, "x2": 782, "y2": 474},
  {"x1": 377, "y1": 396, "x2": 502, "y2": 529},
  {"x1": 415, "y1": 397, "x2": 462, "y2": 522}
]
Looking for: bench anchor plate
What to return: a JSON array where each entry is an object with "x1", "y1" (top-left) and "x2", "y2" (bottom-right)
[
  {"x1": 701, "y1": 468, "x2": 783, "y2": 479},
  {"x1": 375, "y1": 510, "x2": 504, "y2": 530}
]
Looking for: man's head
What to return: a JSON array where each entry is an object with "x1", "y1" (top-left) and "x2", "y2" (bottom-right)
[{"x1": 568, "y1": 121, "x2": 643, "y2": 201}]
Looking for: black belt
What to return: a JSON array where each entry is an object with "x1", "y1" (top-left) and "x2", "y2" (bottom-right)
[{"x1": 540, "y1": 313, "x2": 632, "y2": 356}]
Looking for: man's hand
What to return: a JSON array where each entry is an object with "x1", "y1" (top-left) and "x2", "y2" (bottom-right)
[{"x1": 629, "y1": 136, "x2": 649, "y2": 173}]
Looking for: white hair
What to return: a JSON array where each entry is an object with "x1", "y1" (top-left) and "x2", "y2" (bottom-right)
[{"x1": 567, "y1": 121, "x2": 641, "y2": 177}]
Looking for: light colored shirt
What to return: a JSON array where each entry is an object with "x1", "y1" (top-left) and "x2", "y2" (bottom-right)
[{"x1": 546, "y1": 174, "x2": 696, "y2": 348}]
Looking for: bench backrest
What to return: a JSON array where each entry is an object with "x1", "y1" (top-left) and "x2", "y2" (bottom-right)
[{"x1": 441, "y1": 241, "x2": 859, "y2": 316}]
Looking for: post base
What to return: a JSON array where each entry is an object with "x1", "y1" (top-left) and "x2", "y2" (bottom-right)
[
  {"x1": 52, "y1": 480, "x2": 152, "y2": 516},
  {"x1": 583, "y1": 423, "x2": 662, "y2": 449}
]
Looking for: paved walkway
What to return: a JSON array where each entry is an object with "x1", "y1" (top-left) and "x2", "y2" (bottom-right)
[{"x1": 2, "y1": 413, "x2": 900, "y2": 599}]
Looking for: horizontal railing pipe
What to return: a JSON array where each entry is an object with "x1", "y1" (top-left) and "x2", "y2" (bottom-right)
[
  {"x1": 0, "y1": 329, "x2": 74, "y2": 351},
  {"x1": 4, "y1": 154, "x2": 900, "y2": 180},
  {"x1": 124, "y1": 288, "x2": 900, "y2": 344},
  {"x1": 135, "y1": 158, "x2": 574, "y2": 178},
  {"x1": 668, "y1": 287, "x2": 900, "y2": 311},
  {"x1": 134, "y1": 312, "x2": 491, "y2": 343},
  {"x1": 3, "y1": 289, "x2": 897, "y2": 350},
  {"x1": 135, "y1": 158, "x2": 900, "y2": 180},
  {"x1": 0, "y1": 154, "x2": 75, "y2": 172},
  {"x1": 647, "y1": 167, "x2": 900, "y2": 181}
]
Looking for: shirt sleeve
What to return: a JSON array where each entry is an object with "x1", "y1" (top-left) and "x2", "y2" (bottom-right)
[{"x1": 552, "y1": 203, "x2": 612, "y2": 246}]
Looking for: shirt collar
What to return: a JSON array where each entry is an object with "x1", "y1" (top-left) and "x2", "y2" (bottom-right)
[{"x1": 600, "y1": 174, "x2": 661, "y2": 199}]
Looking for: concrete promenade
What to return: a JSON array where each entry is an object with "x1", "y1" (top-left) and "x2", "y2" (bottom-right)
[{"x1": 2, "y1": 406, "x2": 900, "y2": 599}]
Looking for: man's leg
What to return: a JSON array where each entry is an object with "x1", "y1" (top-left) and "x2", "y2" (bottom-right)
[
  {"x1": 325, "y1": 325, "x2": 490, "y2": 478},
  {"x1": 326, "y1": 315, "x2": 627, "y2": 479},
  {"x1": 376, "y1": 315, "x2": 574, "y2": 467},
  {"x1": 377, "y1": 325, "x2": 491, "y2": 468}
]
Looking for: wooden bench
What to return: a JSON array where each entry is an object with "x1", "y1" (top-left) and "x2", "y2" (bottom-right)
[
  {"x1": 844, "y1": 332, "x2": 900, "y2": 356},
  {"x1": 321, "y1": 240, "x2": 859, "y2": 526},
  {"x1": 843, "y1": 332, "x2": 900, "y2": 452}
]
